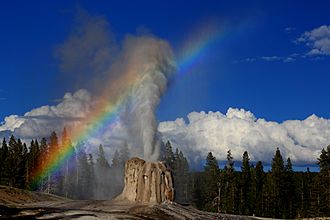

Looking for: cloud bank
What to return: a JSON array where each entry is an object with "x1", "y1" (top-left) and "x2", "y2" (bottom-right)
[
  {"x1": 1, "y1": 96, "x2": 329, "y2": 164},
  {"x1": 0, "y1": 89, "x2": 92, "y2": 139},
  {"x1": 159, "y1": 108, "x2": 330, "y2": 164}
]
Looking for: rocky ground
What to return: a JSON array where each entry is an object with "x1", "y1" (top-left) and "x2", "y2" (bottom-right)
[{"x1": 0, "y1": 185, "x2": 258, "y2": 219}]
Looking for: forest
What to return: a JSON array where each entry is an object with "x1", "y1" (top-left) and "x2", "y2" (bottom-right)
[{"x1": 0, "y1": 128, "x2": 329, "y2": 219}]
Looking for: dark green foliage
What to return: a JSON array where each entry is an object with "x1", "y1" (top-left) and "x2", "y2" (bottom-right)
[
  {"x1": 6, "y1": 136, "x2": 28, "y2": 188},
  {"x1": 283, "y1": 157, "x2": 297, "y2": 218},
  {"x1": 0, "y1": 138, "x2": 9, "y2": 185},
  {"x1": 254, "y1": 161, "x2": 264, "y2": 216},
  {"x1": 27, "y1": 139, "x2": 40, "y2": 190},
  {"x1": 269, "y1": 148, "x2": 285, "y2": 218},
  {"x1": 316, "y1": 145, "x2": 330, "y2": 215},
  {"x1": 221, "y1": 150, "x2": 236, "y2": 214},
  {"x1": 240, "y1": 151, "x2": 252, "y2": 215},
  {"x1": 163, "y1": 141, "x2": 175, "y2": 169},
  {"x1": 161, "y1": 141, "x2": 191, "y2": 204},
  {"x1": 203, "y1": 152, "x2": 220, "y2": 212},
  {"x1": 173, "y1": 149, "x2": 190, "y2": 203}
]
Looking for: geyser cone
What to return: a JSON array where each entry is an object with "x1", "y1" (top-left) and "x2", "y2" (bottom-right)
[{"x1": 114, "y1": 157, "x2": 174, "y2": 204}]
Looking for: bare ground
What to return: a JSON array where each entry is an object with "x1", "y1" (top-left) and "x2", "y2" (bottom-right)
[{"x1": 0, "y1": 185, "x2": 259, "y2": 219}]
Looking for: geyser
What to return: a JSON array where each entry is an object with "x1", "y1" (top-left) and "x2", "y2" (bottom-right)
[
  {"x1": 121, "y1": 36, "x2": 175, "y2": 161},
  {"x1": 115, "y1": 157, "x2": 174, "y2": 203}
]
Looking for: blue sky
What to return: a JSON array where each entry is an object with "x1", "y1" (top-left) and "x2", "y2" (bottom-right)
[{"x1": 1, "y1": 0, "x2": 330, "y2": 123}]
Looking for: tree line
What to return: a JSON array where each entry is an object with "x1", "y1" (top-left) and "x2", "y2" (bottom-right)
[
  {"x1": 0, "y1": 128, "x2": 129, "y2": 199},
  {"x1": 1, "y1": 130, "x2": 329, "y2": 218},
  {"x1": 161, "y1": 142, "x2": 330, "y2": 218}
]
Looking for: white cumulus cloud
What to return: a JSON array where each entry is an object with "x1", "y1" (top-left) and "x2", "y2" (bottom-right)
[
  {"x1": 158, "y1": 108, "x2": 330, "y2": 164},
  {"x1": 1, "y1": 93, "x2": 329, "y2": 166},
  {"x1": 0, "y1": 89, "x2": 93, "y2": 139}
]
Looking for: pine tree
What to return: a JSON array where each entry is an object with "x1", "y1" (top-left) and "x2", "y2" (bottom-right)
[
  {"x1": 7, "y1": 136, "x2": 27, "y2": 188},
  {"x1": 96, "y1": 145, "x2": 109, "y2": 168},
  {"x1": 49, "y1": 131, "x2": 62, "y2": 194},
  {"x1": 75, "y1": 144, "x2": 92, "y2": 199},
  {"x1": 309, "y1": 174, "x2": 322, "y2": 217},
  {"x1": 254, "y1": 161, "x2": 264, "y2": 216},
  {"x1": 316, "y1": 145, "x2": 330, "y2": 215},
  {"x1": 173, "y1": 149, "x2": 190, "y2": 204},
  {"x1": 87, "y1": 153, "x2": 95, "y2": 198},
  {"x1": 203, "y1": 152, "x2": 220, "y2": 212},
  {"x1": 119, "y1": 142, "x2": 129, "y2": 167},
  {"x1": 270, "y1": 148, "x2": 285, "y2": 218},
  {"x1": 283, "y1": 157, "x2": 297, "y2": 218},
  {"x1": 111, "y1": 149, "x2": 120, "y2": 168},
  {"x1": 95, "y1": 144, "x2": 112, "y2": 198},
  {"x1": 20, "y1": 142, "x2": 28, "y2": 188},
  {"x1": 0, "y1": 138, "x2": 9, "y2": 185},
  {"x1": 27, "y1": 139, "x2": 40, "y2": 189},
  {"x1": 240, "y1": 151, "x2": 252, "y2": 215},
  {"x1": 59, "y1": 128, "x2": 74, "y2": 198},
  {"x1": 66, "y1": 146, "x2": 78, "y2": 198},
  {"x1": 38, "y1": 137, "x2": 49, "y2": 192},
  {"x1": 163, "y1": 141, "x2": 175, "y2": 170},
  {"x1": 222, "y1": 150, "x2": 235, "y2": 214},
  {"x1": 179, "y1": 150, "x2": 190, "y2": 203}
]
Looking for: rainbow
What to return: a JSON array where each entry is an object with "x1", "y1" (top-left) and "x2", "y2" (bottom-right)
[
  {"x1": 30, "y1": 23, "x2": 223, "y2": 188},
  {"x1": 30, "y1": 64, "x2": 142, "y2": 188},
  {"x1": 176, "y1": 22, "x2": 224, "y2": 77}
]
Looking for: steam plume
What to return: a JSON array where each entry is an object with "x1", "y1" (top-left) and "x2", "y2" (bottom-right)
[
  {"x1": 119, "y1": 36, "x2": 174, "y2": 160},
  {"x1": 55, "y1": 10, "x2": 175, "y2": 161}
]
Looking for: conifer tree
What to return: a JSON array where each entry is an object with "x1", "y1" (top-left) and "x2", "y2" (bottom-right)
[
  {"x1": 203, "y1": 152, "x2": 220, "y2": 212},
  {"x1": 49, "y1": 131, "x2": 62, "y2": 194},
  {"x1": 7, "y1": 136, "x2": 27, "y2": 188},
  {"x1": 111, "y1": 149, "x2": 120, "y2": 168},
  {"x1": 283, "y1": 157, "x2": 297, "y2": 218},
  {"x1": 0, "y1": 138, "x2": 9, "y2": 185},
  {"x1": 38, "y1": 137, "x2": 48, "y2": 191},
  {"x1": 309, "y1": 174, "x2": 322, "y2": 217},
  {"x1": 96, "y1": 145, "x2": 109, "y2": 168},
  {"x1": 119, "y1": 142, "x2": 129, "y2": 167},
  {"x1": 173, "y1": 149, "x2": 190, "y2": 203},
  {"x1": 222, "y1": 150, "x2": 235, "y2": 214},
  {"x1": 241, "y1": 151, "x2": 252, "y2": 215},
  {"x1": 254, "y1": 161, "x2": 265, "y2": 217},
  {"x1": 75, "y1": 145, "x2": 91, "y2": 199},
  {"x1": 27, "y1": 139, "x2": 40, "y2": 189},
  {"x1": 297, "y1": 167, "x2": 312, "y2": 218},
  {"x1": 316, "y1": 145, "x2": 330, "y2": 215},
  {"x1": 270, "y1": 148, "x2": 285, "y2": 218},
  {"x1": 60, "y1": 128, "x2": 71, "y2": 197},
  {"x1": 164, "y1": 141, "x2": 175, "y2": 170}
]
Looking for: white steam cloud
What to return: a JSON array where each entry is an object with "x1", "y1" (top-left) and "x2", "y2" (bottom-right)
[
  {"x1": 158, "y1": 108, "x2": 330, "y2": 164},
  {"x1": 119, "y1": 36, "x2": 174, "y2": 161},
  {"x1": 54, "y1": 9, "x2": 175, "y2": 161}
]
